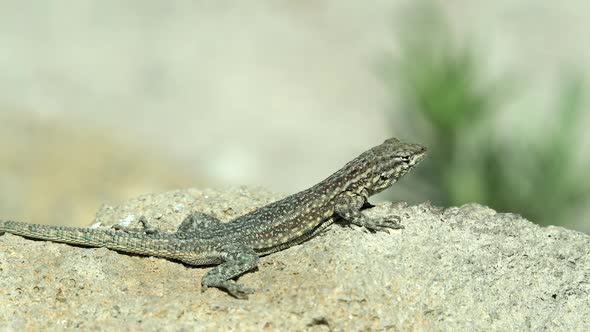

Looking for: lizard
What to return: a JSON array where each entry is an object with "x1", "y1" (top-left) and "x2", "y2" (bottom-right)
[{"x1": 0, "y1": 138, "x2": 426, "y2": 298}]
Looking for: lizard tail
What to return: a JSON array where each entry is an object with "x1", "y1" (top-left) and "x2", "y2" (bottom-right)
[{"x1": 0, "y1": 220, "x2": 178, "y2": 258}]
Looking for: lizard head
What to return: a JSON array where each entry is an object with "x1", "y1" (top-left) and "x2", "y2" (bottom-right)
[{"x1": 358, "y1": 138, "x2": 427, "y2": 195}]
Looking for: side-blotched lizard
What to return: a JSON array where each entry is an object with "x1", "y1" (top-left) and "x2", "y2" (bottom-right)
[{"x1": 0, "y1": 138, "x2": 426, "y2": 298}]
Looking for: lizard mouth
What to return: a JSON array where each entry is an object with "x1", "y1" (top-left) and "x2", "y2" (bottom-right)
[{"x1": 411, "y1": 150, "x2": 427, "y2": 164}]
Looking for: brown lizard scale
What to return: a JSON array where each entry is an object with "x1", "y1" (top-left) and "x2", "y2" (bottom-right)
[{"x1": 0, "y1": 138, "x2": 426, "y2": 298}]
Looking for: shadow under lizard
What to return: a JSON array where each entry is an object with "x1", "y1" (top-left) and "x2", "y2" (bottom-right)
[{"x1": 0, "y1": 138, "x2": 426, "y2": 298}]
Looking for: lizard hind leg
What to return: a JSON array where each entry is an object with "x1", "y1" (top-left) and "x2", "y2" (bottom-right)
[
  {"x1": 201, "y1": 243, "x2": 259, "y2": 299},
  {"x1": 174, "y1": 211, "x2": 223, "y2": 238},
  {"x1": 112, "y1": 212, "x2": 223, "y2": 238},
  {"x1": 111, "y1": 216, "x2": 161, "y2": 235}
]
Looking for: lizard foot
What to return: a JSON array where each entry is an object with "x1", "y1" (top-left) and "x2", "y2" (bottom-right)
[
  {"x1": 352, "y1": 215, "x2": 404, "y2": 232},
  {"x1": 202, "y1": 280, "x2": 255, "y2": 299}
]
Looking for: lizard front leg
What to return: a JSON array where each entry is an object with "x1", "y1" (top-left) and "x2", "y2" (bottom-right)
[
  {"x1": 334, "y1": 193, "x2": 403, "y2": 232},
  {"x1": 200, "y1": 243, "x2": 259, "y2": 299}
]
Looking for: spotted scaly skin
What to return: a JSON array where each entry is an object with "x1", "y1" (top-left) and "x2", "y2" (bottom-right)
[{"x1": 0, "y1": 138, "x2": 426, "y2": 298}]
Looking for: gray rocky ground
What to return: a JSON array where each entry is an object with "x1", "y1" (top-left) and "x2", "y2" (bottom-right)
[{"x1": 0, "y1": 187, "x2": 588, "y2": 331}]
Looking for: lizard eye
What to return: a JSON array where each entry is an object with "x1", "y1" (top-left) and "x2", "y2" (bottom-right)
[{"x1": 380, "y1": 173, "x2": 389, "y2": 180}]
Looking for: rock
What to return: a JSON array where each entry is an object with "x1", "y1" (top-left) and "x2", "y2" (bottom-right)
[{"x1": 0, "y1": 187, "x2": 588, "y2": 330}]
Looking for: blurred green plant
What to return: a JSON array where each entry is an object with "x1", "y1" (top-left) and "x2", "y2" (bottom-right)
[{"x1": 381, "y1": 2, "x2": 590, "y2": 228}]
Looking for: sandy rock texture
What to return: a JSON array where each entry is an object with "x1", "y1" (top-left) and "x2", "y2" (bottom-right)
[{"x1": 0, "y1": 187, "x2": 588, "y2": 331}]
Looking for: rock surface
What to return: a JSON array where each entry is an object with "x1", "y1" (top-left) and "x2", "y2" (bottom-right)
[{"x1": 0, "y1": 187, "x2": 589, "y2": 331}]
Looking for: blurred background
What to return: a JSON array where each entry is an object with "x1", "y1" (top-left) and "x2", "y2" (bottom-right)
[{"x1": 0, "y1": 1, "x2": 588, "y2": 232}]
